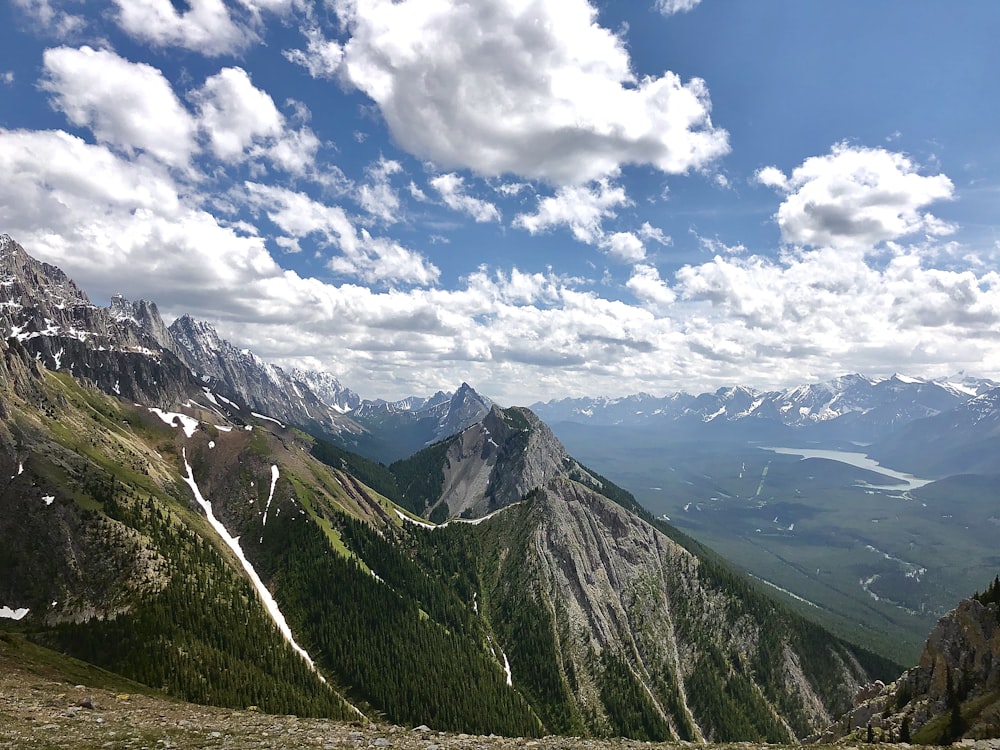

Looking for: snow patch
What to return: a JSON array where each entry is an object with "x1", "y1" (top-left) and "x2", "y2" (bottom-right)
[
  {"x1": 0, "y1": 606, "x2": 29, "y2": 620},
  {"x1": 437, "y1": 502, "x2": 521, "y2": 527},
  {"x1": 214, "y1": 425, "x2": 233, "y2": 432},
  {"x1": 148, "y1": 408, "x2": 199, "y2": 438},
  {"x1": 42, "y1": 495, "x2": 55, "y2": 506},
  {"x1": 251, "y1": 411, "x2": 286, "y2": 428},
  {"x1": 180, "y1": 450, "x2": 324, "y2": 678},
  {"x1": 215, "y1": 393, "x2": 238, "y2": 408},
  {"x1": 261, "y1": 465, "x2": 280, "y2": 528},
  {"x1": 395, "y1": 508, "x2": 435, "y2": 529},
  {"x1": 208, "y1": 441, "x2": 216, "y2": 449}
]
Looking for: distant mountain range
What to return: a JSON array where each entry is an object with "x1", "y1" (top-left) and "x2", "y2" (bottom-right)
[
  {"x1": 533, "y1": 372, "x2": 995, "y2": 436},
  {"x1": 532, "y1": 373, "x2": 1000, "y2": 478}
]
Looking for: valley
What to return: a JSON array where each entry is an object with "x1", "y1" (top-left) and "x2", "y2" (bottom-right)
[
  {"x1": 546, "y1": 422, "x2": 1000, "y2": 664},
  {"x1": 1, "y1": 236, "x2": 997, "y2": 745}
]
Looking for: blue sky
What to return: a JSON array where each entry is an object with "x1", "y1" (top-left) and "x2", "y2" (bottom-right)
[{"x1": 1, "y1": 0, "x2": 998, "y2": 403}]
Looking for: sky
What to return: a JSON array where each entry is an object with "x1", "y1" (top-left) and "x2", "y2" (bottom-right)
[{"x1": 1, "y1": 0, "x2": 999, "y2": 404}]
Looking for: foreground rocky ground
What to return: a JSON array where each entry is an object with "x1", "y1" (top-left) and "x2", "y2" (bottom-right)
[{"x1": 2, "y1": 633, "x2": 999, "y2": 750}]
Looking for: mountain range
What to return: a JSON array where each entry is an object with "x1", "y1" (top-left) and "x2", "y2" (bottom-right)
[
  {"x1": 532, "y1": 373, "x2": 1000, "y2": 457},
  {"x1": 0, "y1": 233, "x2": 996, "y2": 742}
]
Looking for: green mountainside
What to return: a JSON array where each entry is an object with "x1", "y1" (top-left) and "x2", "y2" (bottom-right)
[{"x1": 0, "y1": 331, "x2": 903, "y2": 740}]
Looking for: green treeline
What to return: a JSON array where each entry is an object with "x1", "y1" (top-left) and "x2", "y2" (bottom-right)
[
  {"x1": 36, "y1": 486, "x2": 348, "y2": 718},
  {"x1": 310, "y1": 439, "x2": 401, "y2": 501},
  {"x1": 251, "y1": 503, "x2": 543, "y2": 736},
  {"x1": 389, "y1": 439, "x2": 455, "y2": 516}
]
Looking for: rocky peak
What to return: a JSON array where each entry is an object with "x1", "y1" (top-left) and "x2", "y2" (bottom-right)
[
  {"x1": 167, "y1": 313, "x2": 365, "y2": 441},
  {"x1": 0, "y1": 237, "x2": 198, "y2": 405},
  {"x1": 109, "y1": 295, "x2": 176, "y2": 353},
  {"x1": 290, "y1": 368, "x2": 361, "y2": 413},
  {"x1": 434, "y1": 382, "x2": 492, "y2": 443},
  {"x1": 433, "y1": 405, "x2": 580, "y2": 519}
]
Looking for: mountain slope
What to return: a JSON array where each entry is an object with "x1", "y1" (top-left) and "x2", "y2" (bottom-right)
[
  {"x1": 387, "y1": 405, "x2": 900, "y2": 740},
  {"x1": 0, "y1": 234, "x2": 900, "y2": 740},
  {"x1": 870, "y1": 387, "x2": 1000, "y2": 476}
]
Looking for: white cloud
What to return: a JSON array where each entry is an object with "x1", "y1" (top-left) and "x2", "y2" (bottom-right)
[
  {"x1": 408, "y1": 182, "x2": 428, "y2": 201},
  {"x1": 754, "y1": 165, "x2": 787, "y2": 190},
  {"x1": 430, "y1": 173, "x2": 501, "y2": 223},
  {"x1": 602, "y1": 232, "x2": 645, "y2": 263},
  {"x1": 1, "y1": 72, "x2": 14, "y2": 85},
  {"x1": 3, "y1": 126, "x2": 999, "y2": 403},
  {"x1": 283, "y1": 27, "x2": 344, "y2": 79},
  {"x1": 758, "y1": 143, "x2": 955, "y2": 249},
  {"x1": 41, "y1": 46, "x2": 197, "y2": 168},
  {"x1": 12, "y1": 0, "x2": 86, "y2": 37},
  {"x1": 357, "y1": 157, "x2": 403, "y2": 224},
  {"x1": 627, "y1": 264, "x2": 676, "y2": 310},
  {"x1": 514, "y1": 180, "x2": 630, "y2": 244},
  {"x1": 335, "y1": 0, "x2": 729, "y2": 185},
  {"x1": 671, "y1": 244, "x2": 1000, "y2": 385},
  {"x1": 654, "y1": 0, "x2": 703, "y2": 15},
  {"x1": 262, "y1": 125, "x2": 321, "y2": 175},
  {"x1": 192, "y1": 67, "x2": 284, "y2": 163},
  {"x1": 244, "y1": 182, "x2": 438, "y2": 286},
  {"x1": 112, "y1": 0, "x2": 251, "y2": 56},
  {"x1": 639, "y1": 222, "x2": 671, "y2": 246}
]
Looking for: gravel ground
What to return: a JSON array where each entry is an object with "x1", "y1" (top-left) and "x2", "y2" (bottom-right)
[{"x1": 4, "y1": 654, "x2": 998, "y2": 750}]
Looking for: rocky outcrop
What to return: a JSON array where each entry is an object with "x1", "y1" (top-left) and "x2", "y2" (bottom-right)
[
  {"x1": 814, "y1": 595, "x2": 1000, "y2": 743},
  {"x1": 435, "y1": 406, "x2": 594, "y2": 519}
]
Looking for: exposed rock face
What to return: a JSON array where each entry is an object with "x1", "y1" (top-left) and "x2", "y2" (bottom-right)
[
  {"x1": 481, "y1": 475, "x2": 878, "y2": 741},
  {"x1": 0, "y1": 236, "x2": 197, "y2": 406},
  {"x1": 815, "y1": 597, "x2": 1000, "y2": 743},
  {"x1": 917, "y1": 598, "x2": 1000, "y2": 701},
  {"x1": 289, "y1": 368, "x2": 361, "y2": 414},
  {"x1": 167, "y1": 314, "x2": 365, "y2": 440},
  {"x1": 436, "y1": 406, "x2": 591, "y2": 519}
]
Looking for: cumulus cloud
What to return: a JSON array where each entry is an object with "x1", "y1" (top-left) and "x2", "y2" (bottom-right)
[
  {"x1": 2, "y1": 126, "x2": 998, "y2": 402},
  {"x1": 334, "y1": 0, "x2": 729, "y2": 185},
  {"x1": 627, "y1": 264, "x2": 676, "y2": 310},
  {"x1": 514, "y1": 180, "x2": 630, "y2": 244},
  {"x1": 12, "y1": 0, "x2": 86, "y2": 37},
  {"x1": 758, "y1": 143, "x2": 955, "y2": 249},
  {"x1": 357, "y1": 157, "x2": 404, "y2": 224},
  {"x1": 654, "y1": 0, "x2": 703, "y2": 15},
  {"x1": 192, "y1": 67, "x2": 284, "y2": 162},
  {"x1": 283, "y1": 27, "x2": 344, "y2": 79},
  {"x1": 602, "y1": 232, "x2": 646, "y2": 263},
  {"x1": 244, "y1": 182, "x2": 439, "y2": 286},
  {"x1": 40, "y1": 46, "x2": 197, "y2": 168},
  {"x1": 430, "y1": 174, "x2": 501, "y2": 223},
  {"x1": 112, "y1": 0, "x2": 252, "y2": 56}
]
